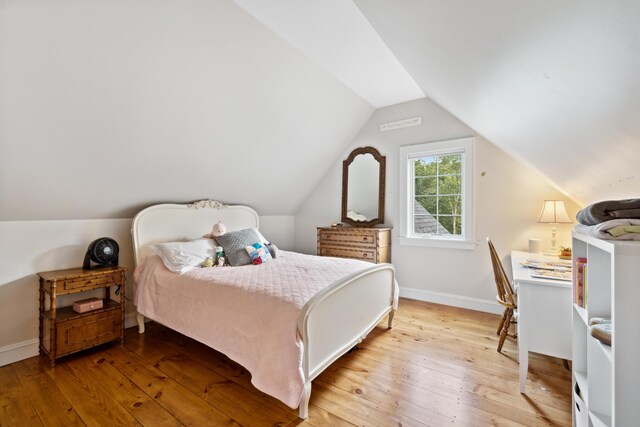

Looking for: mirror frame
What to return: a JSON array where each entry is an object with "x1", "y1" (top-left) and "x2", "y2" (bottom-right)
[{"x1": 341, "y1": 146, "x2": 386, "y2": 227}]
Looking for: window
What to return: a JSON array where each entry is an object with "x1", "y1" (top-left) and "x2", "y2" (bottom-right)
[{"x1": 399, "y1": 137, "x2": 475, "y2": 249}]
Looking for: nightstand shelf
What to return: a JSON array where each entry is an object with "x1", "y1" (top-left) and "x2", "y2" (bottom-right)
[
  {"x1": 42, "y1": 299, "x2": 121, "y2": 322},
  {"x1": 38, "y1": 266, "x2": 126, "y2": 366}
]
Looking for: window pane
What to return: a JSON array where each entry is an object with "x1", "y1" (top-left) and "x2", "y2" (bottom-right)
[
  {"x1": 413, "y1": 214, "x2": 439, "y2": 234},
  {"x1": 415, "y1": 177, "x2": 437, "y2": 195},
  {"x1": 400, "y1": 138, "x2": 473, "y2": 246},
  {"x1": 415, "y1": 196, "x2": 436, "y2": 213},
  {"x1": 438, "y1": 175, "x2": 461, "y2": 195},
  {"x1": 414, "y1": 157, "x2": 437, "y2": 176},
  {"x1": 438, "y1": 154, "x2": 462, "y2": 175},
  {"x1": 437, "y1": 216, "x2": 462, "y2": 235},
  {"x1": 438, "y1": 195, "x2": 462, "y2": 215}
]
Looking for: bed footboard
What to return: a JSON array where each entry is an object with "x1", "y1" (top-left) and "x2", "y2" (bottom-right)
[{"x1": 297, "y1": 264, "x2": 396, "y2": 418}]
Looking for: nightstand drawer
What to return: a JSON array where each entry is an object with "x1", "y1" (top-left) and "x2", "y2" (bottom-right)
[
  {"x1": 319, "y1": 231, "x2": 377, "y2": 246},
  {"x1": 56, "y1": 308, "x2": 121, "y2": 356},
  {"x1": 63, "y1": 273, "x2": 117, "y2": 291},
  {"x1": 319, "y1": 246, "x2": 377, "y2": 262}
]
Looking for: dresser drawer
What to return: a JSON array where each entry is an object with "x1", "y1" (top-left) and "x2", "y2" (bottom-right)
[
  {"x1": 317, "y1": 226, "x2": 391, "y2": 264},
  {"x1": 63, "y1": 273, "x2": 117, "y2": 291},
  {"x1": 319, "y1": 246, "x2": 377, "y2": 262},
  {"x1": 56, "y1": 308, "x2": 121, "y2": 356},
  {"x1": 319, "y1": 230, "x2": 377, "y2": 247}
]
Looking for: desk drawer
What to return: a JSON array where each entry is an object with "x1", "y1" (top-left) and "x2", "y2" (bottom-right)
[{"x1": 63, "y1": 273, "x2": 117, "y2": 291}]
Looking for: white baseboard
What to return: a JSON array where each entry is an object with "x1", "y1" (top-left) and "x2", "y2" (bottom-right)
[
  {"x1": 0, "y1": 338, "x2": 39, "y2": 367},
  {"x1": 399, "y1": 287, "x2": 502, "y2": 315},
  {"x1": 124, "y1": 311, "x2": 139, "y2": 329},
  {"x1": 0, "y1": 312, "x2": 141, "y2": 367}
]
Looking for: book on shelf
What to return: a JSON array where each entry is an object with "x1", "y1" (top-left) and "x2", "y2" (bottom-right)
[
  {"x1": 583, "y1": 264, "x2": 588, "y2": 309},
  {"x1": 574, "y1": 257, "x2": 588, "y2": 307}
]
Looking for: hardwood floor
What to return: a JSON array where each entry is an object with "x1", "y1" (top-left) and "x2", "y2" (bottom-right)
[{"x1": 1, "y1": 299, "x2": 572, "y2": 426}]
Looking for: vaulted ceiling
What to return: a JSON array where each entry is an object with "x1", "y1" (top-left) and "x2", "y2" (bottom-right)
[
  {"x1": 237, "y1": 0, "x2": 640, "y2": 206},
  {"x1": 2, "y1": 0, "x2": 638, "y2": 221}
]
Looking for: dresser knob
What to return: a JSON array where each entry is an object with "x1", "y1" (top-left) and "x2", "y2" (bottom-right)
[{"x1": 363, "y1": 253, "x2": 368, "y2": 258}]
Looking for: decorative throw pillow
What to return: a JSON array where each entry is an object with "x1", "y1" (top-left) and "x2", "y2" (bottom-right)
[
  {"x1": 244, "y1": 242, "x2": 273, "y2": 265},
  {"x1": 215, "y1": 228, "x2": 262, "y2": 266}
]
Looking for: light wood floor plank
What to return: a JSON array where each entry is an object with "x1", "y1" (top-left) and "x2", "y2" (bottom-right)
[
  {"x1": 353, "y1": 334, "x2": 570, "y2": 425},
  {"x1": 318, "y1": 351, "x2": 526, "y2": 427},
  {"x1": 65, "y1": 353, "x2": 184, "y2": 427},
  {"x1": 0, "y1": 365, "x2": 42, "y2": 427},
  {"x1": 45, "y1": 361, "x2": 141, "y2": 426},
  {"x1": 126, "y1": 334, "x2": 298, "y2": 426},
  {"x1": 12, "y1": 358, "x2": 85, "y2": 427},
  {"x1": 99, "y1": 346, "x2": 241, "y2": 426},
  {"x1": 4, "y1": 298, "x2": 571, "y2": 426}
]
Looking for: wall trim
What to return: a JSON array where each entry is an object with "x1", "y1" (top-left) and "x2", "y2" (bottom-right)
[
  {"x1": 399, "y1": 287, "x2": 502, "y2": 314},
  {"x1": 0, "y1": 312, "x2": 140, "y2": 367},
  {"x1": 124, "y1": 311, "x2": 140, "y2": 330},
  {"x1": 0, "y1": 338, "x2": 39, "y2": 367}
]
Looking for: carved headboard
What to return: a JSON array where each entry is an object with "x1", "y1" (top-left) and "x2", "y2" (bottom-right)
[{"x1": 131, "y1": 200, "x2": 259, "y2": 266}]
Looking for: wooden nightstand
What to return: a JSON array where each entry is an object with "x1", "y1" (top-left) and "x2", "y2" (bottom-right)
[
  {"x1": 317, "y1": 226, "x2": 391, "y2": 263},
  {"x1": 38, "y1": 266, "x2": 126, "y2": 366}
]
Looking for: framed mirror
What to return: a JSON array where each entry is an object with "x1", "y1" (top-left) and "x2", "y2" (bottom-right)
[{"x1": 342, "y1": 146, "x2": 386, "y2": 227}]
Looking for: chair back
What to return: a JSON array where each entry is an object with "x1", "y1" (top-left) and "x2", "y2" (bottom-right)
[{"x1": 487, "y1": 238, "x2": 516, "y2": 308}]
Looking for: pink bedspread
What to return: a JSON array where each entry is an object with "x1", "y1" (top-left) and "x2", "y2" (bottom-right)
[{"x1": 134, "y1": 250, "x2": 390, "y2": 408}]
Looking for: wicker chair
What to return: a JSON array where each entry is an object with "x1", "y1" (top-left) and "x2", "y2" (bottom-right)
[{"x1": 487, "y1": 238, "x2": 517, "y2": 353}]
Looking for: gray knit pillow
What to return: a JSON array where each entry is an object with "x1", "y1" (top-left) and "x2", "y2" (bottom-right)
[{"x1": 215, "y1": 229, "x2": 262, "y2": 266}]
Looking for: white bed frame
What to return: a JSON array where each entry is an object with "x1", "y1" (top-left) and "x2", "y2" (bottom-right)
[{"x1": 131, "y1": 200, "x2": 396, "y2": 419}]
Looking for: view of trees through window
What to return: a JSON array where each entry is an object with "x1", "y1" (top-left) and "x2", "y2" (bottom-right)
[{"x1": 413, "y1": 153, "x2": 463, "y2": 235}]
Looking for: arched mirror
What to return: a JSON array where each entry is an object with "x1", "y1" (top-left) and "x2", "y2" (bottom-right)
[{"x1": 342, "y1": 146, "x2": 386, "y2": 227}]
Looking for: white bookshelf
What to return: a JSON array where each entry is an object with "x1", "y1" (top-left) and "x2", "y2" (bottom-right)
[{"x1": 571, "y1": 232, "x2": 640, "y2": 427}]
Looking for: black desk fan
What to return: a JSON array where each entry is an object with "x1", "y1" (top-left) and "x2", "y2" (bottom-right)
[{"x1": 84, "y1": 237, "x2": 119, "y2": 269}]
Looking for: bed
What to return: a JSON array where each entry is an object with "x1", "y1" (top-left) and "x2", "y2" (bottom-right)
[{"x1": 131, "y1": 200, "x2": 397, "y2": 419}]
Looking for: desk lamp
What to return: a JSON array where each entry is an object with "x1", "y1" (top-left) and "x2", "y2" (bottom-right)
[{"x1": 537, "y1": 200, "x2": 572, "y2": 256}]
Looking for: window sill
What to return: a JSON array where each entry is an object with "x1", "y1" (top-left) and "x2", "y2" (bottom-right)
[{"x1": 399, "y1": 236, "x2": 476, "y2": 250}]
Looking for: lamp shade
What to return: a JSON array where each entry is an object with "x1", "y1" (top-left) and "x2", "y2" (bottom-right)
[{"x1": 537, "y1": 200, "x2": 572, "y2": 224}]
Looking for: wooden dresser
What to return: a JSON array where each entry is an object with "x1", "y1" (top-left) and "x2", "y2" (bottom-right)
[{"x1": 317, "y1": 226, "x2": 391, "y2": 263}]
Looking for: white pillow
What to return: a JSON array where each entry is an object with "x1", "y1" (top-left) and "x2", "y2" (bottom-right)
[
  {"x1": 150, "y1": 239, "x2": 215, "y2": 274},
  {"x1": 255, "y1": 229, "x2": 270, "y2": 244}
]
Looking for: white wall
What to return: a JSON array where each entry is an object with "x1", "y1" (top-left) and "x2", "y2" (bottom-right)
[
  {"x1": 0, "y1": 0, "x2": 373, "y2": 221},
  {"x1": 0, "y1": 215, "x2": 293, "y2": 366},
  {"x1": 295, "y1": 98, "x2": 580, "y2": 312}
]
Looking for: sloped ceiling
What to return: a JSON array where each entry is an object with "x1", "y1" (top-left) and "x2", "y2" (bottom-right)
[
  {"x1": 354, "y1": 0, "x2": 640, "y2": 205},
  {"x1": 232, "y1": 0, "x2": 424, "y2": 108},
  {"x1": 0, "y1": 0, "x2": 373, "y2": 220},
  {"x1": 238, "y1": 0, "x2": 640, "y2": 206},
  {"x1": 3, "y1": 0, "x2": 638, "y2": 221}
]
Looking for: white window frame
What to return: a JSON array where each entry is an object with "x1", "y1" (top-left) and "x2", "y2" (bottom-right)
[{"x1": 399, "y1": 137, "x2": 475, "y2": 250}]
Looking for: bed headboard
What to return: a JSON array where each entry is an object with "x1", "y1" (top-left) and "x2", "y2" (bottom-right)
[{"x1": 131, "y1": 200, "x2": 259, "y2": 266}]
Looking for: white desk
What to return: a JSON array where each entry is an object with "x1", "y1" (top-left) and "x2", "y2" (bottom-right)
[{"x1": 511, "y1": 251, "x2": 572, "y2": 393}]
